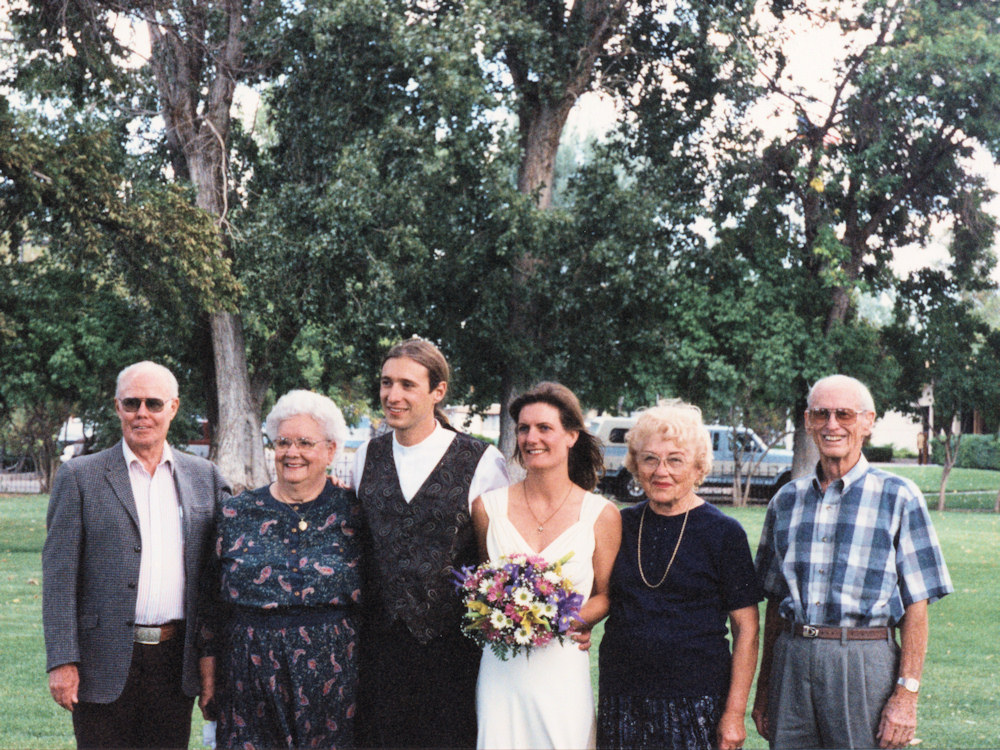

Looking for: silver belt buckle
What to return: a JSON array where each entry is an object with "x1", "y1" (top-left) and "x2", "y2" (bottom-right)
[
  {"x1": 801, "y1": 625, "x2": 820, "y2": 638},
  {"x1": 134, "y1": 625, "x2": 162, "y2": 645}
]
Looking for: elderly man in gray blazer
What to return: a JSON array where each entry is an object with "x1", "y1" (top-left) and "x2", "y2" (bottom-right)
[{"x1": 43, "y1": 361, "x2": 230, "y2": 749}]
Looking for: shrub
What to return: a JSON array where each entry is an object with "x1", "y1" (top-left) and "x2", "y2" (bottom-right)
[
  {"x1": 863, "y1": 444, "x2": 894, "y2": 463},
  {"x1": 930, "y1": 434, "x2": 1000, "y2": 470}
]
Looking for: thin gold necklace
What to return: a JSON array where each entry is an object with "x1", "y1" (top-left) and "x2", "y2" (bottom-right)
[
  {"x1": 637, "y1": 503, "x2": 689, "y2": 588},
  {"x1": 275, "y1": 490, "x2": 315, "y2": 531},
  {"x1": 523, "y1": 481, "x2": 574, "y2": 533},
  {"x1": 285, "y1": 503, "x2": 309, "y2": 531}
]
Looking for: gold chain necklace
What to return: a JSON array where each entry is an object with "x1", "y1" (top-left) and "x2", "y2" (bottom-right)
[
  {"x1": 523, "y1": 481, "x2": 574, "y2": 533},
  {"x1": 286, "y1": 504, "x2": 309, "y2": 531},
  {"x1": 275, "y1": 491, "x2": 313, "y2": 531},
  {"x1": 637, "y1": 503, "x2": 689, "y2": 588}
]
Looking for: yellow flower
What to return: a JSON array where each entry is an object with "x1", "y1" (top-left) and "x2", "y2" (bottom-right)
[
  {"x1": 809, "y1": 176, "x2": 825, "y2": 192},
  {"x1": 467, "y1": 600, "x2": 490, "y2": 615}
]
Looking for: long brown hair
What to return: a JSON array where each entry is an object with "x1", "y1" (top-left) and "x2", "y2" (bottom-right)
[
  {"x1": 509, "y1": 382, "x2": 603, "y2": 490},
  {"x1": 382, "y1": 337, "x2": 455, "y2": 431}
]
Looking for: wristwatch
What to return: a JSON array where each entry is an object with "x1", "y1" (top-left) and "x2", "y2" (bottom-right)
[{"x1": 897, "y1": 676, "x2": 920, "y2": 693}]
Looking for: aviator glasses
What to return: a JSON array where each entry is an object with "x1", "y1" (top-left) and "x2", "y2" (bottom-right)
[
  {"x1": 807, "y1": 407, "x2": 868, "y2": 427},
  {"x1": 118, "y1": 397, "x2": 168, "y2": 413}
]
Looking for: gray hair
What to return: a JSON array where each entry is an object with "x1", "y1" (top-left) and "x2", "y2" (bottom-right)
[
  {"x1": 265, "y1": 390, "x2": 348, "y2": 452},
  {"x1": 807, "y1": 375, "x2": 876, "y2": 413},
  {"x1": 116, "y1": 361, "x2": 179, "y2": 399}
]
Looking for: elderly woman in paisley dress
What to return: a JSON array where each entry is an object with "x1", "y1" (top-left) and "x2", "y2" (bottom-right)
[{"x1": 199, "y1": 390, "x2": 363, "y2": 749}]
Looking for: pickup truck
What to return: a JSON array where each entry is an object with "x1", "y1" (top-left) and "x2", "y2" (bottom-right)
[{"x1": 591, "y1": 416, "x2": 793, "y2": 502}]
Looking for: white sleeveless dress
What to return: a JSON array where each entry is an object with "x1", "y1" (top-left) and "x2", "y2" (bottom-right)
[{"x1": 475, "y1": 487, "x2": 610, "y2": 750}]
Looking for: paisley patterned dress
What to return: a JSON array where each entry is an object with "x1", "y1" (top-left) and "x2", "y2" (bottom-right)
[{"x1": 202, "y1": 482, "x2": 362, "y2": 750}]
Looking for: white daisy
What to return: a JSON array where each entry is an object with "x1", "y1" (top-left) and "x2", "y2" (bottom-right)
[
  {"x1": 513, "y1": 587, "x2": 534, "y2": 606},
  {"x1": 490, "y1": 611, "x2": 512, "y2": 630}
]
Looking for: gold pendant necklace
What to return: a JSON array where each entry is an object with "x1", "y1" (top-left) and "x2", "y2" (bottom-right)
[
  {"x1": 636, "y1": 503, "x2": 689, "y2": 588},
  {"x1": 286, "y1": 504, "x2": 309, "y2": 531},
  {"x1": 523, "y1": 481, "x2": 574, "y2": 533},
  {"x1": 276, "y1": 493, "x2": 311, "y2": 531}
]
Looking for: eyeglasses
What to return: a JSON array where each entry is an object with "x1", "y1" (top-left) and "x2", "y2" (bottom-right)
[
  {"x1": 638, "y1": 453, "x2": 689, "y2": 473},
  {"x1": 118, "y1": 397, "x2": 168, "y2": 413},
  {"x1": 274, "y1": 437, "x2": 328, "y2": 451},
  {"x1": 806, "y1": 408, "x2": 868, "y2": 427}
]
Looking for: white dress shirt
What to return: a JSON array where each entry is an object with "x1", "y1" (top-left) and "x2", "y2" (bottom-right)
[
  {"x1": 122, "y1": 442, "x2": 186, "y2": 625},
  {"x1": 352, "y1": 422, "x2": 510, "y2": 506}
]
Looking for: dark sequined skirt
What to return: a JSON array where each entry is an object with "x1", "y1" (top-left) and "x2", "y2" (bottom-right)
[{"x1": 597, "y1": 694, "x2": 723, "y2": 750}]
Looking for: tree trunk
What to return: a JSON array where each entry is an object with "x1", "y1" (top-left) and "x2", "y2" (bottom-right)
[
  {"x1": 498, "y1": 364, "x2": 522, "y2": 462},
  {"x1": 790, "y1": 401, "x2": 818, "y2": 479},
  {"x1": 516, "y1": 100, "x2": 574, "y2": 209},
  {"x1": 937, "y1": 462, "x2": 951, "y2": 512},
  {"x1": 937, "y1": 432, "x2": 960, "y2": 512},
  {"x1": 498, "y1": 102, "x2": 576, "y2": 455},
  {"x1": 145, "y1": 3, "x2": 267, "y2": 490},
  {"x1": 496, "y1": 0, "x2": 628, "y2": 457},
  {"x1": 210, "y1": 311, "x2": 269, "y2": 492}
]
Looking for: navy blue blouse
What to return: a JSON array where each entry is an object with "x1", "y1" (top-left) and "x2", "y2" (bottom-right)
[
  {"x1": 215, "y1": 482, "x2": 362, "y2": 610},
  {"x1": 599, "y1": 501, "x2": 762, "y2": 699}
]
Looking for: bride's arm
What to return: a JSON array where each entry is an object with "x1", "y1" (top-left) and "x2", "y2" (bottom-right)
[
  {"x1": 471, "y1": 495, "x2": 490, "y2": 562},
  {"x1": 572, "y1": 502, "x2": 622, "y2": 648}
]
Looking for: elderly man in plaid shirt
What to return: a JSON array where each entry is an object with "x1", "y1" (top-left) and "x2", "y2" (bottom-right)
[{"x1": 752, "y1": 375, "x2": 952, "y2": 750}]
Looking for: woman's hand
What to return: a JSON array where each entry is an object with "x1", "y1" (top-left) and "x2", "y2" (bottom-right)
[
  {"x1": 198, "y1": 656, "x2": 217, "y2": 719},
  {"x1": 717, "y1": 708, "x2": 747, "y2": 750},
  {"x1": 751, "y1": 695, "x2": 771, "y2": 741}
]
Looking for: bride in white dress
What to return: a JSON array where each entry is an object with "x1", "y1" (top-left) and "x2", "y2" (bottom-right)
[{"x1": 471, "y1": 383, "x2": 621, "y2": 750}]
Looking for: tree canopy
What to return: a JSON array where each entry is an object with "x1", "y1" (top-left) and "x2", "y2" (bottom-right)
[{"x1": 4, "y1": 0, "x2": 999, "y2": 480}]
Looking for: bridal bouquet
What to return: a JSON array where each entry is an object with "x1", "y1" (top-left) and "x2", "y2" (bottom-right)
[{"x1": 453, "y1": 551, "x2": 584, "y2": 660}]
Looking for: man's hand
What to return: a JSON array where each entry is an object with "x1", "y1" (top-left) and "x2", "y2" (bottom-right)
[
  {"x1": 717, "y1": 708, "x2": 747, "y2": 750},
  {"x1": 48, "y1": 664, "x2": 79, "y2": 711},
  {"x1": 751, "y1": 691, "x2": 771, "y2": 741},
  {"x1": 568, "y1": 618, "x2": 592, "y2": 651},
  {"x1": 877, "y1": 688, "x2": 918, "y2": 749}
]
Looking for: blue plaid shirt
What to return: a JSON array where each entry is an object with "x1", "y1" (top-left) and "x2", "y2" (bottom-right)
[{"x1": 755, "y1": 455, "x2": 953, "y2": 627}]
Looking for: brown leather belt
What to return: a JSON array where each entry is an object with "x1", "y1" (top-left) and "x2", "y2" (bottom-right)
[
  {"x1": 789, "y1": 622, "x2": 892, "y2": 641},
  {"x1": 134, "y1": 621, "x2": 181, "y2": 645}
]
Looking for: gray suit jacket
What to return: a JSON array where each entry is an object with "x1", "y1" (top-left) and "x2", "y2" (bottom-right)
[{"x1": 42, "y1": 442, "x2": 230, "y2": 703}]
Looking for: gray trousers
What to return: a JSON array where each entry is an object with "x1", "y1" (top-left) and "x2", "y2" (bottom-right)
[{"x1": 768, "y1": 630, "x2": 899, "y2": 749}]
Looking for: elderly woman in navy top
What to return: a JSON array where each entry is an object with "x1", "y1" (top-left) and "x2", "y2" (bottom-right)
[
  {"x1": 598, "y1": 403, "x2": 762, "y2": 750},
  {"x1": 199, "y1": 390, "x2": 362, "y2": 750}
]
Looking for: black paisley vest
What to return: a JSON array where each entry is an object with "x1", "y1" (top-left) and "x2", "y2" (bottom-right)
[{"x1": 359, "y1": 431, "x2": 488, "y2": 644}]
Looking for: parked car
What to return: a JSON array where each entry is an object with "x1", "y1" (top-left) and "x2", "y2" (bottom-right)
[{"x1": 592, "y1": 416, "x2": 793, "y2": 502}]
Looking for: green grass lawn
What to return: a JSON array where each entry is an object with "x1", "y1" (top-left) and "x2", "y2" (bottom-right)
[
  {"x1": 587, "y1": 503, "x2": 1000, "y2": 750},
  {"x1": 4, "y1": 492, "x2": 999, "y2": 749},
  {"x1": 887, "y1": 465, "x2": 1000, "y2": 511},
  {"x1": 887, "y1": 465, "x2": 1000, "y2": 493}
]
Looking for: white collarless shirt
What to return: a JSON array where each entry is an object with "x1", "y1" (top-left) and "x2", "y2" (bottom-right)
[
  {"x1": 122, "y1": 441, "x2": 186, "y2": 625},
  {"x1": 352, "y1": 422, "x2": 510, "y2": 507}
]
